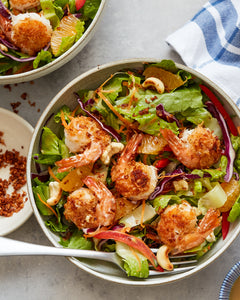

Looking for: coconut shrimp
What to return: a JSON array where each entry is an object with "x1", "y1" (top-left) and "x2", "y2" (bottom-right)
[
  {"x1": 111, "y1": 133, "x2": 158, "y2": 201},
  {"x1": 56, "y1": 116, "x2": 111, "y2": 173},
  {"x1": 157, "y1": 201, "x2": 222, "y2": 255},
  {"x1": 9, "y1": 0, "x2": 40, "y2": 11},
  {"x1": 160, "y1": 125, "x2": 222, "y2": 170},
  {"x1": 0, "y1": 12, "x2": 52, "y2": 55},
  {"x1": 64, "y1": 176, "x2": 116, "y2": 229}
]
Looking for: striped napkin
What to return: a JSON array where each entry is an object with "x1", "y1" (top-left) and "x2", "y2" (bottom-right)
[{"x1": 166, "y1": 0, "x2": 240, "y2": 106}]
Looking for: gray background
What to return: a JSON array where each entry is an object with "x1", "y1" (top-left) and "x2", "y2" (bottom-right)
[{"x1": 0, "y1": 0, "x2": 239, "y2": 299}]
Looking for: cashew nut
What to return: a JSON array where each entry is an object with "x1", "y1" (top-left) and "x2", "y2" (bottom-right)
[
  {"x1": 100, "y1": 142, "x2": 124, "y2": 165},
  {"x1": 156, "y1": 245, "x2": 173, "y2": 271},
  {"x1": 206, "y1": 231, "x2": 216, "y2": 243},
  {"x1": 0, "y1": 43, "x2": 8, "y2": 52},
  {"x1": 47, "y1": 181, "x2": 62, "y2": 206},
  {"x1": 142, "y1": 77, "x2": 165, "y2": 94},
  {"x1": 173, "y1": 179, "x2": 189, "y2": 192}
]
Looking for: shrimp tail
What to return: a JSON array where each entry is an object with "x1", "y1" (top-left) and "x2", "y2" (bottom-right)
[
  {"x1": 83, "y1": 176, "x2": 113, "y2": 200},
  {"x1": 56, "y1": 144, "x2": 102, "y2": 173},
  {"x1": 160, "y1": 128, "x2": 184, "y2": 156},
  {"x1": 171, "y1": 208, "x2": 222, "y2": 255},
  {"x1": 119, "y1": 133, "x2": 143, "y2": 164},
  {"x1": 198, "y1": 208, "x2": 222, "y2": 235},
  {"x1": 0, "y1": 13, "x2": 12, "y2": 41},
  {"x1": 83, "y1": 176, "x2": 116, "y2": 226}
]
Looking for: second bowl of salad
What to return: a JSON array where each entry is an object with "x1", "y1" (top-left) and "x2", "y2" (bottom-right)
[
  {"x1": 0, "y1": 0, "x2": 106, "y2": 83},
  {"x1": 27, "y1": 58, "x2": 240, "y2": 285}
]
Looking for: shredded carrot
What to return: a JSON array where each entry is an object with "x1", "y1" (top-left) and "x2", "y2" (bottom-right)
[
  {"x1": 71, "y1": 105, "x2": 79, "y2": 117},
  {"x1": 130, "y1": 247, "x2": 142, "y2": 271},
  {"x1": 116, "y1": 125, "x2": 126, "y2": 134},
  {"x1": 37, "y1": 193, "x2": 58, "y2": 220},
  {"x1": 148, "y1": 117, "x2": 158, "y2": 126},
  {"x1": 120, "y1": 227, "x2": 131, "y2": 233},
  {"x1": 98, "y1": 74, "x2": 114, "y2": 90},
  {"x1": 100, "y1": 89, "x2": 117, "y2": 94},
  {"x1": 60, "y1": 110, "x2": 69, "y2": 129},
  {"x1": 97, "y1": 91, "x2": 133, "y2": 128},
  {"x1": 158, "y1": 172, "x2": 185, "y2": 180},
  {"x1": 63, "y1": 3, "x2": 70, "y2": 15},
  {"x1": 237, "y1": 126, "x2": 240, "y2": 136},
  {"x1": 13, "y1": 62, "x2": 33, "y2": 74},
  {"x1": 48, "y1": 166, "x2": 61, "y2": 183},
  {"x1": 83, "y1": 226, "x2": 111, "y2": 238},
  {"x1": 140, "y1": 199, "x2": 146, "y2": 228}
]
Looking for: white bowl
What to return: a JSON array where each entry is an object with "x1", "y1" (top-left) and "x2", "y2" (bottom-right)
[
  {"x1": 27, "y1": 58, "x2": 240, "y2": 285},
  {"x1": 0, "y1": 108, "x2": 33, "y2": 235},
  {"x1": 0, "y1": 0, "x2": 106, "y2": 84}
]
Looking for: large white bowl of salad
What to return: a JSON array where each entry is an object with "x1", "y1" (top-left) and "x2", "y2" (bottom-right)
[
  {"x1": 0, "y1": 0, "x2": 105, "y2": 83},
  {"x1": 27, "y1": 58, "x2": 240, "y2": 285}
]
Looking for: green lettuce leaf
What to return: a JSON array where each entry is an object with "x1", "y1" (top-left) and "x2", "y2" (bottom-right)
[
  {"x1": 114, "y1": 83, "x2": 206, "y2": 135},
  {"x1": 33, "y1": 50, "x2": 53, "y2": 69},
  {"x1": 41, "y1": 127, "x2": 63, "y2": 155},
  {"x1": 228, "y1": 193, "x2": 240, "y2": 222},
  {"x1": 116, "y1": 242, "x2": 149, "y2": 278},
  {"x1": 33, "y1": 127, "x2": 69, "y2": 165},
  {"x1": 54, "y1": 105, "x2": 72, "y2": 123},
  {"x1": 40, "y1": 0, "x2": 60, "y2": 29},
  {"x1": 153, "y1": 195, "x2": 181, "y2": 211},
  {"x1": 60, "y1": 230, "x2": 93, "y2": 249},
  {"x1": 32, "y1": 179, "x2": 52, "y2": 216},
  {"x1": 83, "y1": 0, "x2": 101, "y2": 19}
]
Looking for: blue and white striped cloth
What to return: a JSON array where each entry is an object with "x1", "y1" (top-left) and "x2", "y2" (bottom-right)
[{"x1": 166, "y1": 0, "x2": 240, "y2": 106}]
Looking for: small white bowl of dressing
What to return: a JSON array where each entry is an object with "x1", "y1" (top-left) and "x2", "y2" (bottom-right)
[{"x1": 219, "y1": 262, "x2": 240, "y2": 300}]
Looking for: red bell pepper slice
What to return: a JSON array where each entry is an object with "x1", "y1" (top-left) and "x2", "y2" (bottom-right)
[
  {"x1": 75, "y1": 0, "x2": 86, "y2": 10},
  {"x1": 93, "y1": 230, "x2": 163, "y2": 271},
  {"x1": 200, "y1": 84, "x2": 238, "y2": 136},
  {"x1": 222, "y1": 211, "x2": 230, "y2": 240},
  {"x1": 155, "y1": 158, "x2": 170, "y2": 169}
]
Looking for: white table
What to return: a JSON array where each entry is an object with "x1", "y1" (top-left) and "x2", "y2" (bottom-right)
[{"x1": 0, "y1": 1, "x2": 239, "y2": 299}]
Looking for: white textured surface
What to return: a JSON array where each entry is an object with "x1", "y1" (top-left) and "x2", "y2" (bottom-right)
[{"x1": 0, "y1": 0, "x2": 239, "y2": 299}]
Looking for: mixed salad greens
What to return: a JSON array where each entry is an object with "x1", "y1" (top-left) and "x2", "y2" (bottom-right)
[
  {"x1": 32, "y1": 60, "x2": 240, "y2": 278},
  {"x1": 0, "y1": 0, "x2": 101, "y2": 75}
]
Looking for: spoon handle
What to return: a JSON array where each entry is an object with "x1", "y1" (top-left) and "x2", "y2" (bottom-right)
[{"x1": 0, "y1": 236, "x2": 113, "y2": 262}]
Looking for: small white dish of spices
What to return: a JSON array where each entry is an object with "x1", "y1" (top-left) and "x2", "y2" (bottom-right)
[{"x1": 0, "y1": 108, "x2": 33, "y2": 236}]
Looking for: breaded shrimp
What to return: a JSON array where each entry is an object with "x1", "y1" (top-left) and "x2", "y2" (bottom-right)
[
  {"x1": 9, "y1": 0, "x2": 40, "y2": 11},
  {"x1": 111, "y1": 133, "x2": 158, "y2": 201},
  {"x1": 157, "y1": 201, "x2": 222, "y2": 254},
  {"x1": 0, "y1": 12, "x2": 52, "y2": 55},
  {"x1": 64, "y1": 176, "x2": 116, "y2": 229},
  {"x1": 160, "y1": 125, "x2": 222, "y2": 170},
  {"x1": 56, "y1": 116, "x2": 111, "y2": 173}
]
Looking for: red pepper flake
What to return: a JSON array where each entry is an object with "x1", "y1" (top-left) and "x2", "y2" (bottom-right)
[
  {"x1": 138, "y1": 108, "x2": 149, "y2": 115},
  {"x1": 150, "y1": 96, "x2": 158, "y2": 101},
  {"x1": 4, "y1": 84, "x2": 11, "y2": 92},
  {"x1": 20, "y1": 92, "x2": 28, "y2": 100},
  {"x1": 145, "y1": 98, "x2": 151, "y2": 104},
  {"x1": 28, "y1": 100, "x2": 36, "y2": 107},
  {"x1": 0, "y1": 132, "x2": 27, "y2": 217},
  {"x1": 121, "y1": 103, "x2": 129, "y2": 108},
  {"x1": 10, "y1": 101, "x2": 21, "y2": 114}
]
